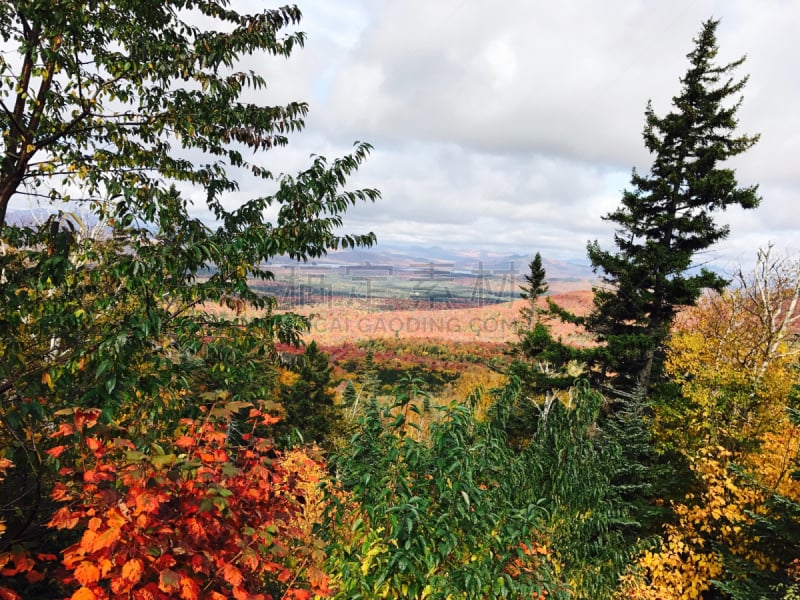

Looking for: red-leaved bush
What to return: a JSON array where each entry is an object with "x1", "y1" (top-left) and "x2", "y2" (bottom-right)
[{"x1": 48, "y1": 405, "x2": 330, "y2": 600}]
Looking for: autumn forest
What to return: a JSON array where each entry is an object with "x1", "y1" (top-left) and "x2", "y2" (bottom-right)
[{"x1": 1, "y1": 4, "x2": 799, "y2": 599}]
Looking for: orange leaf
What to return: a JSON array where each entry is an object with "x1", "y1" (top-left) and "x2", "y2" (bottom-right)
[
  {"x1": 46, "y1": 445, "x2": 68, "y2": 458},
  {"x1": 261, "y1": 414, "x2": 281, "y2": 426},
  {"x1": 105, "y1": 507, "x2": 127, "y2": 530},
  {"x1": 121, "y1": 558, "x2": 144, "y2": 585},
  {"x1": 222, "y1": 563, "x2": 243, "y2": 587},
  {"x1": 70, "y1": 587, "x2": 97, "y2": 600},
  {"x1": 175, "y1": 435, "x2": 196, "y2": 449},
  {"x1": 74, "y1": 561, "x2": 101, "y2": 585},
  {"x1": 179, "y1": 576, "x2": 200, "y2": 600},
  {"x1": 307, "y1": 566, "x2": 330, "y2": 594},
  {"x1": 51, "y1": 423, "x2": 76, "y2": 438},
  {"x1": 85, "y1": 438, "x2": 103, "y2": 452},
  {"x1": 51, "y1": 483, "x2": 70, "y2": 502},
  {"x1": 89, "y1": 527, "x2": 121, "y2": 552},
  {"x1": 48, "y1": 506, "x2": 80, "y2": 530},
  {"x1": 97, "y1": 558, "x2": 113, "y2": 578}
]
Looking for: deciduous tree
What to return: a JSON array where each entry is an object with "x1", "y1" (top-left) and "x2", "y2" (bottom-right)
[{"x1": 0, "y1": 1, "x2": 378, "y2": 582}]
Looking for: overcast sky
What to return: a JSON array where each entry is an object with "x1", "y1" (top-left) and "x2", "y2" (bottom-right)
[{"x1": 232, "y1": 0, "x2": 799, "y2": 266}]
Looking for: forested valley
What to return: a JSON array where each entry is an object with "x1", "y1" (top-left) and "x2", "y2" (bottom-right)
[{"x1": 1, "y1": 3, "x2": 799, "y2": 599}]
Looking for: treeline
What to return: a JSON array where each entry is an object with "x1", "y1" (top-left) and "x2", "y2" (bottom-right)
[{"x1": 1, "y1": 4, "x2": 799, "y2": 599}]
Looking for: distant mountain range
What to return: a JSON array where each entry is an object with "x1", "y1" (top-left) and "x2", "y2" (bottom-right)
[
  {"x1": 4, "y1": 210, "x2": 594, "y2": 284},
  {"x1": 283, "y1": 243, "x2": 595, "y2": 282}
]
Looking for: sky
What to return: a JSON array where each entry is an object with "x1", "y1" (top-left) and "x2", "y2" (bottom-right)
[{"x1": 227, "y1": 0, "x2": 799, "y2": 267}]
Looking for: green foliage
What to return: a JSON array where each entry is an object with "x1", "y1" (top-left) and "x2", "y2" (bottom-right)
[
  {"x1": 342, "y1": 380, "x2": 357, "y2": 407},
  {"x1": 326, "y1": 376, "x2": 564, "y2": 599},
  {"x1": 504, "y1": 319, "x2": 587, "y2": 447},
  {"x1": 360, "y1": 348, "x2": 381, "y2": 401},
  {"x1": 585, "y1": 18, "x2": 761, "y2": 392},
  {"x1": 503, "y1": 380, "x2": 639, "y2": 598},
  {"x1": 0, "y1": 1, "x2": 379, "y2": 575},
  {"x1": 601, "y1": 386, "x2": 679, "y2": 542}
]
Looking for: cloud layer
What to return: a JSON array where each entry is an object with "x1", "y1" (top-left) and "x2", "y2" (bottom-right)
[{"x1": 234, "y1": 0, "x2": 800, "y2": 267}]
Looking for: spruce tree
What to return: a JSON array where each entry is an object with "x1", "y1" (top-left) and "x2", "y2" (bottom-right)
[
  {"x1": 519, "y1": 252, "x2": 549, "y2": 329},
  {"x1": 360, "y1": 348, "x2": 381, "y2": 400},
  {"x1": 586, "y1": 19, "x2": 761, "y2": 392}
]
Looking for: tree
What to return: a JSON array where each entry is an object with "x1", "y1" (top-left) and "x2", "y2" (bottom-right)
[
  {"x1": 0, "y1": 2, "x2": 379, "y2": 582},
  {"x1": 275, "y1": 341, "x2": 341, "y2": 447},
  {"x1": 586, "y1": 18, "x2": 761, "y2": 392},
  {"x1": 0, "y1": 3, "x2": 378, "y2": 236},
  {"x1": 519, "y1": 252, "x2": 549, "y2": 329},
  {"x1": 659, "y1": 246, "x2": 800, "y2": 456}
]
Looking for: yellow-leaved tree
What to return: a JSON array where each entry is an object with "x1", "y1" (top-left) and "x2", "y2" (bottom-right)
[{"x1": 619, "y1": 246, "x2": 800, "y2": 599}]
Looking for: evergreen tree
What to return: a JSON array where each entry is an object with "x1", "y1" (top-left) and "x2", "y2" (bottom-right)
[
  {"x1": 276, "y1": 341, "x2": 340, "y2": 447},
  {"x1": 519, "y1": 252, "x2": 549, "y2": 328},
  {"x1": 586, "y1": 19, "x2": 761, "y2": 392},
  {"x1": 341, "y1": 379, "x2": 357, "y2": 408},
  {"x1": 360, "y1": 347, "x2": 381, "y2": 400}
]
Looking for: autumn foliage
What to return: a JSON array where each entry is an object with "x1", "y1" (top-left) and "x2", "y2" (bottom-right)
[{"x1": 44, "y1": 404, "x2": 330, "y2": 600}]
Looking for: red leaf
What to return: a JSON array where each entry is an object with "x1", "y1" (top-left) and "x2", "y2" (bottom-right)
[
  {"x1": 83, "y1": 469, "x2": 114, "y2": 483},
  {"x1": 85, "y1": 438, "x2": 103, "y2": 452},
  {"x1": 25, "y1": 570, "x2": 45, "y2": 584},
  {"x1": 134, "y1": 492, "x2": 165, "y2": 515},
  {"x1": 132, "y1": 584, "x2": 160, "y2": 600},
  {"x1": 48, "y1": 506, "x2": 80, "y2": 530},
  {"x1": 36, "y1": 553, "x2": 58, "y2": 562},
  {"x1": 0, "y1": 586, "x2": 22, "y2": 600},
  {"x1": 46, "y1": 445, "x2": 68, "y2": 458},
  {"x1": 74, "y1": 408, "x2": 101, "y2": 431}
]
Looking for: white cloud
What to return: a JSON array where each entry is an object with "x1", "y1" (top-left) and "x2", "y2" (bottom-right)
[{"x1": 234, "y1": 0, "x2": 800, "y2": 264}]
